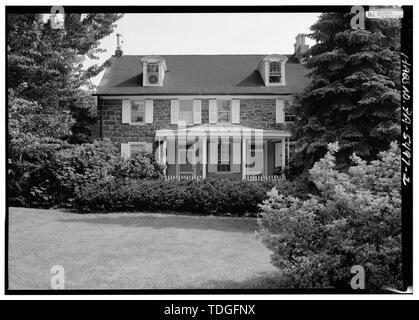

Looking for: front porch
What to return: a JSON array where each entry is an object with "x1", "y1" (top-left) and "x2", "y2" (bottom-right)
[{"x1": 155, "y1": 124, "x2": 292, "y2": 180}]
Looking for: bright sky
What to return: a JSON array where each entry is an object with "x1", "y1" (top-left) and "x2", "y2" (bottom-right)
[{"x1": 89, "y1": 13, "x2": 320, "y2": 86}]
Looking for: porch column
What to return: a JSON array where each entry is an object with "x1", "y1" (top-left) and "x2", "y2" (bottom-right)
[
  {"x1": 281, "y1": 137, "x2": 286, "y2": 178},
  {"x1": 263, "y1": 140, "x2": 268, "y2": 176},
  {"x1": 202, "y1": 136, "x2": 207, "y2": 179},
  {"x1": 242, "y1": 138, "x2": 246, "y2": 180},
  {"x1": 162, "y1": 139, "x2": 167, "y2": 175}
]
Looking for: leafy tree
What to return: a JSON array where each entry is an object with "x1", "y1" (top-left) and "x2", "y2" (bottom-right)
[
  {"x1": 7, "y1": 13, "x2": 122, "y2": 204},
  {"x1": 290, "y1": 12, "x2": 401, "y2": 174},
  {"x1": 259, "y1": 142, "x2": 402, "y2": 291},
  {"x1": 7, "y1": 13, "x2": 122, "y2": 142}
]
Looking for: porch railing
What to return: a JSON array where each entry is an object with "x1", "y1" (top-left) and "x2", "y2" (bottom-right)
[
  {"x1": 165, "y1": 175, "x2": 204, "y2": 181},
  {"x1": 244, "y1": 175, "x2": 283, "y2": 181},
  {"x1": 165, "y1": 175, "x2": 283, "y2": 181}
]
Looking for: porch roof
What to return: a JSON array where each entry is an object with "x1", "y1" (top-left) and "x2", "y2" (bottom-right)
[{"x1": 155, "y1": 124, "x2": 290, "y2": 140}]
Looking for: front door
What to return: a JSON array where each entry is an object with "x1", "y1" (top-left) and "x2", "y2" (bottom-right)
[{"x1": 178, "y1": 142, "x2": 196, "y2": 176}]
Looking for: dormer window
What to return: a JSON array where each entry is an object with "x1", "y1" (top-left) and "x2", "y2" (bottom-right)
[
  {"x1": 269, "y1": 62, "x2": 282, "y2": 83},
  {"x1": 141, "y1": 56, "x2": 166, "y2": 87},
  {"x1": 147, "y1": 63, "x2": 159, "y2": 73},
  {"x1": 257, "y1": 54, "x2": 287, "y2": 86}
]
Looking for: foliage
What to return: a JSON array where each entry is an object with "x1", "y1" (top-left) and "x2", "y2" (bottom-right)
[
  {"x1": 8, "y1": 89, "x2": 74, "y2": 207},
  {"x1": 74, "y1": 178, "x2": 297, "y2": 216},
  {"x1": 7, "y1": 13, "x2": 122, "y2": 144},
  {"x1": 8, "y1": 14, "x2": 123, "y2": 205},
  {"x1": 259, "y1": 142, "x2": 402, "y2": 291},
  {"x1": 290, "y1": 12, "x2": 401, "y2": 175},
  {"x1": 9, "y1": 139, "x2": 165, "y2": 208}
]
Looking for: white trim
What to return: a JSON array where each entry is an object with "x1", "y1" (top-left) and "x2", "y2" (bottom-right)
[
  {"x1": 265, "y1": 61, "x2": 287, "y2": 86},
  {"x1": 276, "y1": 99, "x2": 285, "y2": 124},
  {"x1": 281, "y1": 137, "x2": 286, "y2": 178},
  {"x1": 122, "y1": 141, "x2": 148, "y2": 158},
  {"x1": 124, "y1": 99, "x2": 155, "y2": 125},
  {"x1": 208, "y1": 99, "x2": 218, "y2": 124},
  {"x1": 121, "y1": 100, "x2": 131, "y2": 124},
  {"x1": 170, "y1": 99, "x2": 179, "y2": 124},
  {"x1": 155, "y1": 128, "x2": 291, "y2": 139},
  {"x1": 264, "y1": 140, "x2": 268, "y2": 176},
  {"x1": 99, "y1": 94, "x2": 295, "y2": 100},
  {"x1": 202, "y1": 136, "x2": 207, "y2": 179},
  {"x1": 145, "y1": 99, "x2": 153, "y2": 123},
  {"x1": 193, "y1": 99, "x2": 202, "y2": 124},
  {"x1": 231, "y1": 99, "x2": 240, "y2": 124}
]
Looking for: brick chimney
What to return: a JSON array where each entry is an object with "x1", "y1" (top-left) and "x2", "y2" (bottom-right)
[
  {"x1": 294, "y1": 33, "x2": 309, "y2": 61},
  {"x1": 115, "y1": 33, "x2": 123, "y2": 58}
]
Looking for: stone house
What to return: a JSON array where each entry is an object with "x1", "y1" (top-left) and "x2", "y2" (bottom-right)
[{"x1": 94, "y1": 34, "x2": 310, "y2": 179}]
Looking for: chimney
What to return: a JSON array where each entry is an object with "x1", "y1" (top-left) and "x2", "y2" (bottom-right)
[
  {"x1": 115, "y1": 33, "x2": 123, "y2": 58},
  {"x1": 294, "y1": 33, "x2": 309, "y2": 60}
]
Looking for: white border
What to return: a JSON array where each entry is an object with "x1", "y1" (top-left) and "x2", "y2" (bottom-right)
[{"x1": 1, "y1": 0, "x2": 418, "y2": 301}]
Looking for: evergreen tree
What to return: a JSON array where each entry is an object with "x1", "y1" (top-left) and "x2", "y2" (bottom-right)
[{"x1": 290, "y1": 12, "x2": 401, "y2": 174}]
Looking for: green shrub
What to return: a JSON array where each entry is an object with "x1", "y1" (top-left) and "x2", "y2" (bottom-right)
[
  {"x1": 259, "y1": 142, "x2": 402, "y2": 291},
  {"x1": 74, "y1": 178, "x2": 296, "y2": 216},
  {"x1": 9, "y1": 139, "x2": 165, "y2": 208}
]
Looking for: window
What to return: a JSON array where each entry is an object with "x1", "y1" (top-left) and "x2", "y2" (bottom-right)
[
  {"x1": 285, "y1": 100, "x2": 296, "y2": 122},
  {"x1": 178, "y1": 100, "x2": 194, "y2": 125},
  {"x1": 130, "y1": 143, "x2": 146, "y2": 157},
  {"x1": 285, "y1": 142, "x2": 296, "y2": 166},
  {"x1": 285, "y1": 114, "x2": 296, "y2": 122},
  {"x1": 217, "y1": 100, "x2": 231, "y2": 123},
  {"x1": 217, "y1": 139, "x2": 231, "y2": 172},
  {"x1": 269, "y1": 62, "x2": 282, "y2": 83},
  {"x1": 178, "y1": 142, "x2": 194, "y2": 173},
  {"x1": 147, "y1": 63, "x2": 159, "y2": 73},
  {"x1": 131, "y1": 101, "x2": 145, "y2": 123}
]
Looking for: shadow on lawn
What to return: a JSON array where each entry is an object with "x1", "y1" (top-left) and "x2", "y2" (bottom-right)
[
  {"x1": 58, "y1": 214, "x2": 260, "y2": 233},
  {"x1": 202, "y1": 271, "x2": 286, "y2": 289}
]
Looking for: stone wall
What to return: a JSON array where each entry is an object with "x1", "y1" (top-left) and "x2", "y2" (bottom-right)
[{"x1": 97, "y1": 97, "x2": 289, "y2": 145}]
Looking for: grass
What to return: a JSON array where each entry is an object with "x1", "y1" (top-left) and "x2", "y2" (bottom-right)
[{"x1": 8, "y1": 207, "x2": 283, "y2": 290}]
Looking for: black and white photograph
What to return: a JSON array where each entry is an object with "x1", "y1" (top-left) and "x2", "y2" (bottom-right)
[{"x1": 3, "y1": 3, "x2": 414, "y2": 299}]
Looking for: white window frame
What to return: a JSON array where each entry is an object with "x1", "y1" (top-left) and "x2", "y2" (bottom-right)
[
  {"x1": 146, "y1": 63, "x2": 159, "y2": 73},
  {"x1": 217, "y1": 138, "x2": 232, "y2": 173},
  {"x1": 285, "y1": 100, "x2": 296, "y2": 123},
  {"x1": 268, "y1": 62, "x2": 282, "y2": 84},
  {"x1": 130, "y1": 100, "x2": 146, "y2": 125},
  {"x1": 217, "y1": 100, "x2": 232, "y2": 123},
  {"x1": 178, "y1": 100, "x2": 194, "y2": 125},
  {"x1": 264, "y1": 59, "x2": 287, "y2": 87},
  {"x1": 129, "y1": 142, "x2": 147, "y2": 157}
]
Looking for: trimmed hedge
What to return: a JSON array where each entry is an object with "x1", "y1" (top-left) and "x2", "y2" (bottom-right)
[
  {"x1": 74, "y1": 178, "x2": 296, "y2": 216},
  {"x1": 9, "y1": 139, "x2": 164, "y2": 208}
]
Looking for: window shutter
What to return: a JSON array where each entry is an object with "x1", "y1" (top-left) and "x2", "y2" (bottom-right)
[
  {"x1": 209, "y1": 100, "x2": 217, "y2": 124},
  {"x1": 232, "y1": 138, "x2": 241, "y2": 165},
  {"x1": 166, "y1": 139, "x2": 176, "y2": 165},
  {"x1": 208, "y1": 137, "x2": 218, "y2": 172},
  {"x1": 171, "y1": 100, "x2": 179, "y2": 124},
  {"x1": 122, "y1": 100, "x2": 131, "y2": 124},
  {"x1": 193, "y1": 100, "x2": 202, "y2": 124},
  {"x1": 121, "y1": 143, "x2": 130, "y2": 158},
  {"x1": 276, "y1": 99, "x2": 285, "y2": 124},
  {"x1": 145, "y1": 99, "x2": 153, "y2": 123},
  {"x1": 231, "y1": 100, "x2": 240, "y2": 124},
  {"x1": 275, "y1": 142, "x2": 282, "y2": 167},
  {"x1": 231, "y1": 138, "x2": 241, "y2": 172}
]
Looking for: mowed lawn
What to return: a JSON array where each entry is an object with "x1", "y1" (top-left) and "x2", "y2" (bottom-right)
[{"x1": 8, "y1": 207, "x2": 282, "y2": 290}]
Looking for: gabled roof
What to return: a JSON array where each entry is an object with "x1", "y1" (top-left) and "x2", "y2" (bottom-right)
[{"x1": 95, "y1": 54, "x2": 310, "y2": 96}]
